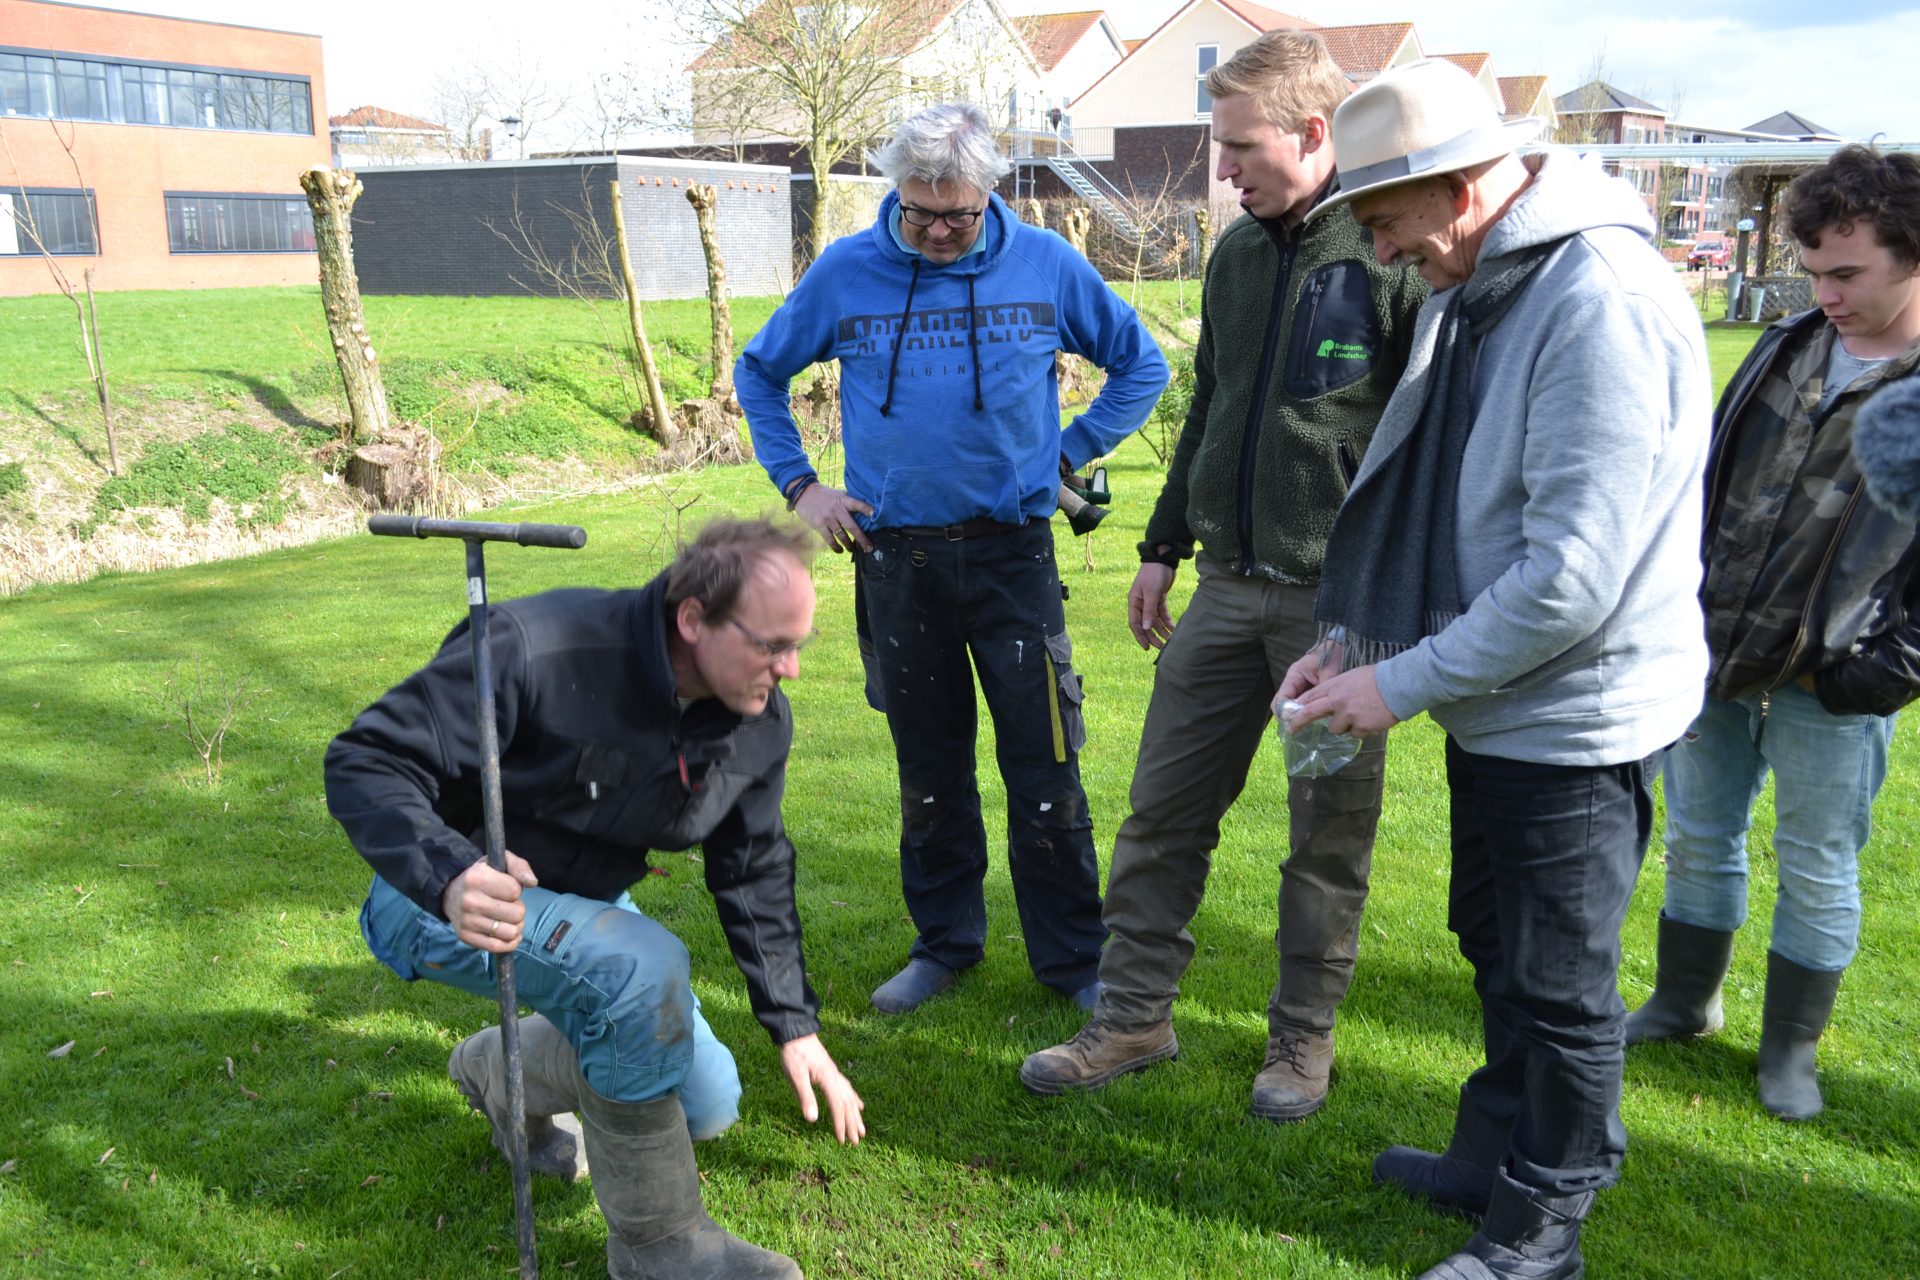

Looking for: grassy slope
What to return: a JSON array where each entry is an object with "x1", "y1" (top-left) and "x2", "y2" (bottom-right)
[{"x1": 5, "y1": 290, "x2": 1915, "y2": 1278}]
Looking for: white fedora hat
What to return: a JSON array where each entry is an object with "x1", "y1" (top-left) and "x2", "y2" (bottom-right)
[{"x1": 1307, "y1": 59, "x2": 1541, "y2": 222}]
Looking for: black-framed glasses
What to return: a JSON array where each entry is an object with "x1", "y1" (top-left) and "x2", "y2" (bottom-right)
[
  {"x1": 728, "y1": 617, "x2": 817, "y2": 660},
  {"x1": 899, "y1": 202, "x2": 985, "y2": 229}
]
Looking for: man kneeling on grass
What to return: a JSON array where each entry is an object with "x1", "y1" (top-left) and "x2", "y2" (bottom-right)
[{"x1": 324, "y1": 516, "x2": 862, "y2": 1280}]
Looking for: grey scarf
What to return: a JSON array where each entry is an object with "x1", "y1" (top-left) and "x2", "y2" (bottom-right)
[{"x1": 1315, "y1": 240, "x2": 1564, "y2": 664}]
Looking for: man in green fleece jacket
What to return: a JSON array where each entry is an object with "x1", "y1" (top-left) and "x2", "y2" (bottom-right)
[{"x1": 1021, "y1": 29, "x2": 1425, "y2": 1119}]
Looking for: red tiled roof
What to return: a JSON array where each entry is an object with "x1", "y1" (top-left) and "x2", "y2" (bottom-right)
[
  {"x1": 690, "y1": 0, "x2": 963, "y2": 72},
  {"x1": 329, "y1": 105, "x2": 445, "y2": 132},
  {"x1": 1498, "y1": 75, "x2": 1548, "y2": 117},
  {"x1": 1016, "y1": 10, "x2": 1106, "y2": 73},
  {"x1": 1315, "y1": 22, "x2": 1416, "y2": 75},
  {"x1": 1437, "y1": 52, "x2": 1489, "y2": 78},
  {"x1": 1123, "y1": 36, "x2": 1145, "y2": 53}
]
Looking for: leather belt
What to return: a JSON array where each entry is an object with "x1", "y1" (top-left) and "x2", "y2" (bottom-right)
[{"x1": 889, "y1": 518, "x2": 1029, "y2": 540}]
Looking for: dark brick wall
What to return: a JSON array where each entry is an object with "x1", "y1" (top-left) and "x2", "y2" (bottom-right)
[
  {"x1": 350, "y1": 159, "x2": 791, "y2": 299},
  {"x1": 1006, "y1": 123, "x2": 1211, "y2": 205}
]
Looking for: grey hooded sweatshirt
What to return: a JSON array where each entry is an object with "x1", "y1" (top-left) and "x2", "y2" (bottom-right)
[{"x1": 1370, "y1": 152, "x2": 1711, "y2": 765}]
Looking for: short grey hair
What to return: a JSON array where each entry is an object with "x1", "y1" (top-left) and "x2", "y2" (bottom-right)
[{"x1": 868, "y1": 102, "x2": 1011, "y2": 196}]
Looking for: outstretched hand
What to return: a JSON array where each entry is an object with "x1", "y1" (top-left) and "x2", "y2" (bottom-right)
[{"x1": 779, "y1": 1033, "x2": 866, "y2": 1145}]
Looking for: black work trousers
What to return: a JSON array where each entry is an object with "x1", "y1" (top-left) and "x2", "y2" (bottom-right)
[
  {"x1": 855, "y1": 520, "x2": 1105, "y2": 994},
  {"x1": 1443, "y1": 738, "x2": 1655, "y2": 1196}
]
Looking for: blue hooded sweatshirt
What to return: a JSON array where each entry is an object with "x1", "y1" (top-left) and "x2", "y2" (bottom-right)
[{"x1": 737, "y1": 191, "x2": 1169, "y2": 530}]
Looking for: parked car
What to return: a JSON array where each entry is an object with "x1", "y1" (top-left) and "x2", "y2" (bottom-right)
[{"x1": 1688, "y1": 239, "x2": 1730, "y2": 271}]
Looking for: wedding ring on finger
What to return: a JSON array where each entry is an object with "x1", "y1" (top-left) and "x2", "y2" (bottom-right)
[{"x1": 489, "y1": 919, "x2": 501, "y2": 938}]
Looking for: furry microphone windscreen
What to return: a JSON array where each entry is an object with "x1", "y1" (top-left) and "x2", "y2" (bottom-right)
[{"x1": 1854, "y1": 375, "x2": 1920, "y2": 523}]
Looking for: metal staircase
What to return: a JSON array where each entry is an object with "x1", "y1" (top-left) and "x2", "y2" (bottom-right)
[{"x1": 1043, "y1": 150, "x2": 1143, "y2": 240}]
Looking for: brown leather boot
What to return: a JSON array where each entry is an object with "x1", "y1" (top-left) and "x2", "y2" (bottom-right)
[
  {"x1": 1018, "y1": 1019, "x2": 1178, "y2": 1095},
  {"x1": 1249, "y1": 1029, "x2": 1334, "y2": 1121}
]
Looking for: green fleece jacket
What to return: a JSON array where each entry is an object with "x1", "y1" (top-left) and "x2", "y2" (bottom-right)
[{"x1": 1142, "y1": 205, "x2": 1426, "y2": 583}]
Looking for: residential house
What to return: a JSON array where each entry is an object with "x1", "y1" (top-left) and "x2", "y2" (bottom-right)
[
  {"x1": 0, "y1": 0, "x2": 328, "y2": 295},
  {"x1": 1497, "y1": 74, "x2": 1556, "y2": 131},
  {"x1": 330, "y1": 105, "x2": 463, "y2": 168},
  {"x1": 1049, "y1": 2, "x2": 1421, "y2": 231},
  {"x1": 1014, "y1": 10, "x2": 1127, "y2": 112},
  {"x1": 1434, "y1": 52, "x2": 1502, "y2": 111},
  {"x1": 1743, "y1": 110, "x2": 1841, "y2": 142},
  {"x1": 1554, "y1": 80, "x2": 1670, "y2": 224}
]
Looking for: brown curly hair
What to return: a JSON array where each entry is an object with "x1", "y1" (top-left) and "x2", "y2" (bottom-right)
[
  {"x1": 666, "y1": 516, "x2": 816, "y2": 624},
  {"x1": 1786, "y1": 145, "x2": 1920, "y2": 267}
]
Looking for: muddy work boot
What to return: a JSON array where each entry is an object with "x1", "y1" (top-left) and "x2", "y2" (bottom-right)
[
  {"x1": 577, "y1": 1074, "x2": 801, "y2": 1280},
  {"x1": 1019, "y1": 1019, "x2": 1178, "y2": 1095},
  {"x1": 449, "y1": 1016, "x2": 587, "y2": 1183},
  {"x1": 1250, "y1": 1030, "x2": 1334, "y2": 1121},
  {"x1": 1622, "y1": 915, "x2": 1734, "y2": 1045}
]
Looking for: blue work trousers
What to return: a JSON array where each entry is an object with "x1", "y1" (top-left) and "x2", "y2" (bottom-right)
[{"x1": 359, "y1": 875, "x2": 742, "y2": 1139}]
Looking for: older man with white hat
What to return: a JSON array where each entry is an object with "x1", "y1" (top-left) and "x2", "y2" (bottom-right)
[{"x1": 1278, "y1": 59, "x2": 1712, "y2": 1279}]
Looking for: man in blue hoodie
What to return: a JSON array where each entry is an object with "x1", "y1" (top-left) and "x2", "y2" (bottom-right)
[{"x1": 737, "y1": 102, "x2": 1169, "y2": 1016}]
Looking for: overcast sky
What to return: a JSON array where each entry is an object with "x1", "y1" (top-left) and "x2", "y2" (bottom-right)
[{"x1": 102, "y1": 0, "x2": 1920, "y2": 144}]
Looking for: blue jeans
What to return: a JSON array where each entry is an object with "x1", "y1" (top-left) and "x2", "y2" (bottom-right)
[
  {"x1": 1446, "y1": 740, "x2": 1655, "y2": 1196},
  {"x1": 854, "y1": 521, "x2": 1105, "y2": 992},
  {"x1": 1659, "y1": 685, "x2": 1896, "y2": 972},
  {"x1": 359, "y1": 875, "x2": 742, "y2": 1139}
]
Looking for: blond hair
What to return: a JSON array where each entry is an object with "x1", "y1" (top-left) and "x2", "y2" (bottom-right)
[{"x1": 1206, "y1": 30, "x2": 1349, "y2": 131}]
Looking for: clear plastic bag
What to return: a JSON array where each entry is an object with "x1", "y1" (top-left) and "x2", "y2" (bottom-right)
[{"x1": 1274, "y1": 698, "x2": 1362, "y2": 778}]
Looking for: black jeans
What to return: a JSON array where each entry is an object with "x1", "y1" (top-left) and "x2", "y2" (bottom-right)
[
  {"x1": 855, "y1": 521, "x2": 1104, "y2": 992},
  {"x1": 1444, "y1": 738, "x2": 1655, "y2": 1196}
]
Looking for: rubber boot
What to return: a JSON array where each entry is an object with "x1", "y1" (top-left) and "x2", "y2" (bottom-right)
[
  {"x1": 1622, "y1": 915, "x2": 1734, "y2": 1045},
  {"x1": 575, "y1": 1070, "x2": 801, "y2": 1280},
  {"x1": 449, "y1": 1016, "x2": 587, "y2": 1182},
  {"x1": 1757, "y1": 950, "x2": 1843, "y2": 1122},
  {"x1": 1416, "y1": 1166, "x2": 1592, "y2": 1279},
  {"x1": 1374, "y1": 1091, "x2": 1508, "y2": 1218}
]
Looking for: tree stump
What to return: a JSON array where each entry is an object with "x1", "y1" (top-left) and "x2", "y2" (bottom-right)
[
  {"x1": 673, "y1": 397, "x2": 751, "y2": 467},
  {"x1": 345, "y1": 428, "x2": 442, "y2": 512}
]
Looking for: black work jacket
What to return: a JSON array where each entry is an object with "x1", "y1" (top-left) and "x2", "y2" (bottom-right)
[{"x1": 323, "y1": 573, "x2": 820, "y2": 1043}]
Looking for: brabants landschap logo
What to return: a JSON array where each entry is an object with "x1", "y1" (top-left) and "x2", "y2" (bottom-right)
[{"x1": 1316, "y1": 339, "x2": 1371, "y2": 361}]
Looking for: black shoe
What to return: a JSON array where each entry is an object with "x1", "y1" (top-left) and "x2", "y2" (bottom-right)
[
  {"x1": 1374, "y1": 1145, "x2": 1494, "y2": 1218},
  {"x1": 1415, "y1": 1168, "x2": 1591, "y2": 1280}
]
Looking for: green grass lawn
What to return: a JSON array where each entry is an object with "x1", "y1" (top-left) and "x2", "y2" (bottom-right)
[{"x1": 4, "y1": 418, "x2": 1917, "y2": 1277}]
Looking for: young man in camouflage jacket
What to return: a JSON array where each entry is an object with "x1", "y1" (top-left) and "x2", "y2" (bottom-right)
[{"x1": 1626, "y1": 146, "x2": 1920, "y2": 1121}]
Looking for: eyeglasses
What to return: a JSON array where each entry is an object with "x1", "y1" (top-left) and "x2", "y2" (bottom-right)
[
  {"x1": 728, "y1": 616, "x2": 817, "y2": 660},
  {"x1": 899, "y1": 202, "x2": 985, "y2": 229}
]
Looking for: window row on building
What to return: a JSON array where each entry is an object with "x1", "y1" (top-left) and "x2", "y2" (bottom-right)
[
  {"x1": 0, "y1": 48, "x2": 313, "y2": 136},
  {"x1": 1, "y1": 190, "x2": 315, "y2": 256}
]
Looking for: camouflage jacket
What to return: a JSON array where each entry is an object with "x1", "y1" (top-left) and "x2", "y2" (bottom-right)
[{"x1": 1701, "y1": 308, "x2": 1920, "y2": 715}]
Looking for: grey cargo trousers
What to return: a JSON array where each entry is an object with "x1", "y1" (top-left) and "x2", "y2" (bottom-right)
[{"x1": 1096, "y1": 560, "x2": 1387, "y2": 1038}]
